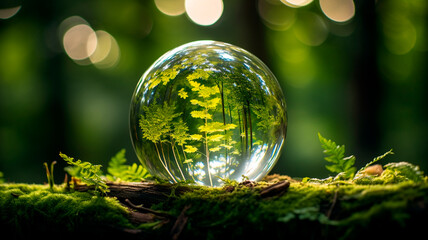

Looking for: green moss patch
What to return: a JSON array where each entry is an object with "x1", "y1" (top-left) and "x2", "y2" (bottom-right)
[
  {"x1": 1, "y1": 177, "x2": 428, "y2": 239},
  {"x1": 151, "y1": 180, "x2": 428, "y2": 239},
  {"x1": 0, "y1": 184, "x2": 134, "y2": 238}
]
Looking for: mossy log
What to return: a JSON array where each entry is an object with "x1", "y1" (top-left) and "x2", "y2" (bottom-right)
[{"x1": 1, "y1": 175, "x2": 427, "y2": 240}]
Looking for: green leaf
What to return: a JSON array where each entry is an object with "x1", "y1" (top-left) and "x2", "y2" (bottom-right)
[
  {"x1": 187, "y1": 69, "x2": 210, "y2": 81},
  {"x1": 139, "y1": 102, "x2": 182, "y2": 143},
  {"x1": 60, "y1": 152, "x2": 109, "y2": 194},
  {"x1": 106, "y1": 149, "x2": 151, "y2": 182},
  {"x1": 209, "y1": 147, "x2": 221, "y2": 152},
  {"x1": 190, "y1": 110, "x2": 212, "y2": 120},
  {"x1": 107, "y1": 149, "x2": 128, "y2": 177},
  {"x1": 318, "y1": 133, "x2": 356, "y2": 179},
  {"x1": 184, "y1": 145, "x2": 198, "y2": 153},
  {"x1": 120, "y1": 163, "x2": 150, "y2": 182},
  {"x1": 382, "y1": 162, "x2": 425, "y2": 183},
  {"x1": 183, "y1": 159, "x2": 193, "y2": 164},
  {"x1": 190, "y1": 134, "x2": 203, "y2": 141},
  {"x1": 178, "y1": 88, "x2": 188, "y2": 99}
]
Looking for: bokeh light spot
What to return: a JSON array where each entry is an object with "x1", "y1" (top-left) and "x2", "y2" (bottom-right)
[
  {"x1": 280, "y1": 0, "x2": 313, "y2": 8},
  {"x1": 320, "y1": 0, "x2": 355, "y2": 23},
  {"x1": 88, "y1": 31, "x2": 110, "y2": 65},
  {"x1": 273, "y1": 34, "x2": 311, "y2": 63},
  {"x1": 63, "y1": 24, "x2": 96, "y2": 61},
  {"x1": 60, "y1": 16, "x2": 120, "y2": 68},
  {"x1": 155, "y1": 0, "x2": 185, "y2": 16},
  {"x1": 58, "y1": 16, "x2": 89, "y2": 38},
  {"x1": 382, "y1": 16, "x2": 417, "y2": 55},
  {"x1": 293, "y1": 12, "x2": 328, "y2": 46},
  {"x1": 0, "y1": 6, "x2": 21, "y2": 19},
  {"x1": 90, "y1": 31, "x2": 120, "y2": 69},
  {"x1": 258, "y1": 0, "x2": 296, "y2": 31},
  {"x1": 185, "y1": 0, "x2": 223, "y2": 26}
]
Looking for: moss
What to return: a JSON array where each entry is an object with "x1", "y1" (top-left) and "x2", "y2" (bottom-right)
[
  {"x1": 353, "y1": 162, "x2": 426, "y2": 185},
  {"x1": 0, "y1": 183, "x2": 135, "y2": 238},
  {"x1": 1, "y1": 177, "x2": 428, "y2": 239},
  {"x1": 149, "y1": 180, "x2": 428, "y2": 239}
]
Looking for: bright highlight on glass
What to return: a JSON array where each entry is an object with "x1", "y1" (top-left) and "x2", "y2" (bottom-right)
[
  {"x1": 185, "y1": 0, "x2": 224, "y2": 26},
  {"x1": 60, "y1": 16, "x2": 120, "y2": 68},
  {"x1": 130, "y1": 41, "x2": 287, "y2": 187},
  {"x1": 155, "y1": 0, "x2": 185, "y2": 16},
  {"x1": 0, "y1": 6, "x2": 21, "y2": 19},
  {"x1": 319, "y1": 0, "x2": 355, "y2": 23}
]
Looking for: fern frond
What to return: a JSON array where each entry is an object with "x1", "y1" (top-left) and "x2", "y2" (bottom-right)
[
  {"x1": 106, "y1": 149, "x2": 151, "y2": 182},
  {"x1": 107, "y1": 149, "x2": 128, "y2": 178},
  {"x1": 318, "y1": 133, "x2": 356, "y2": 179},
  {"x1": 120, "y1": 163, "x2": 151, "y2": 182},
  {"x1": 60, "y1": 152, "x2": 109, "y2": 194}
]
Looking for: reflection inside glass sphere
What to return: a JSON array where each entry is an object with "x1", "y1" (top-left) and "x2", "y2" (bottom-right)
[{"x1": 130, "y1": 41, "x2": 287, "y2": 186}]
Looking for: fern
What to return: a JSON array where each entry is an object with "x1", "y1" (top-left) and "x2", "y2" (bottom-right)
[
  {"x1": 318, "y1": 133, "x2": 356, "y2": 179},
  {"x1": 107, "y1": 149, "x2": 128, "y2": 178},
  {"x1": 60, "y1": 152, "x2": 109, "y2": 194},
  {"x1": 106, "y1": 149, "x2": 151, "y2": 182}
]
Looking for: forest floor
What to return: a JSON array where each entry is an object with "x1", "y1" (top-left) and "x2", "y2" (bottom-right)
[{"x1": 1, "y1": 171, "x2": 427, "y2": 240}]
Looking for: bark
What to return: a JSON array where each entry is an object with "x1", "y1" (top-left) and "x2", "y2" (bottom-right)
[{"x1": 74, "y1": 181, "x2": 191, "y2": 207}]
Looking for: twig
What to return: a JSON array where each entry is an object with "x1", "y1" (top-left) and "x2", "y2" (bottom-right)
[
  {"x1": 260, "y1": 181, "x2": 290, "y2": 198},
  {"x1": 125, "y1": 198, "x2": 173, "y2": 219},
  {"x1": 170, "y1": 205, "x2": 191, "y2": 240},
  {"x1": 327, "y1": 189, "x2": 339, "y2": 219},
  {"x1": 74, "y1": 181, "x2": 191, "y2": 207}
]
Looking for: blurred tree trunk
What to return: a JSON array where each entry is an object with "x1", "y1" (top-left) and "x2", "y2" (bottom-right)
[
  {"x1": 351, "y1": 0, "x2": 381, "y2": 162},
  {"x1": 241, "y1": 0, "x2": 269, "y2": 64},
  {"x1": 37, "y1": 0, "x2": 67, "y2": 182}
]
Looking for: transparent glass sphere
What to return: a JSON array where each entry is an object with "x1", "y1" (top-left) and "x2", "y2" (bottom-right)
[{"x1": 130, "y1": 41, "x2": 287, "y2": 186}]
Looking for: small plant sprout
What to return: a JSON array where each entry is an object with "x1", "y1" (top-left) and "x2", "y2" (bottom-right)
[
  {"x1": 60, "y1": 152, "x2": 109, "y2": 195},
  {"x1": 43, "y1": 161, "x2": 56, "y2": 190}
]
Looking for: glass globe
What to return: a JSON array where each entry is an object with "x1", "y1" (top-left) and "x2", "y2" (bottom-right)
[{"x1": 130, "y1": 41, "x2": 287, "y2": 186}]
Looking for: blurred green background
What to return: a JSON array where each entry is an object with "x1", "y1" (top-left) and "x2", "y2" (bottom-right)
[{"x1": 0, "y1": 0, "x2": 427, "y2": 183}]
